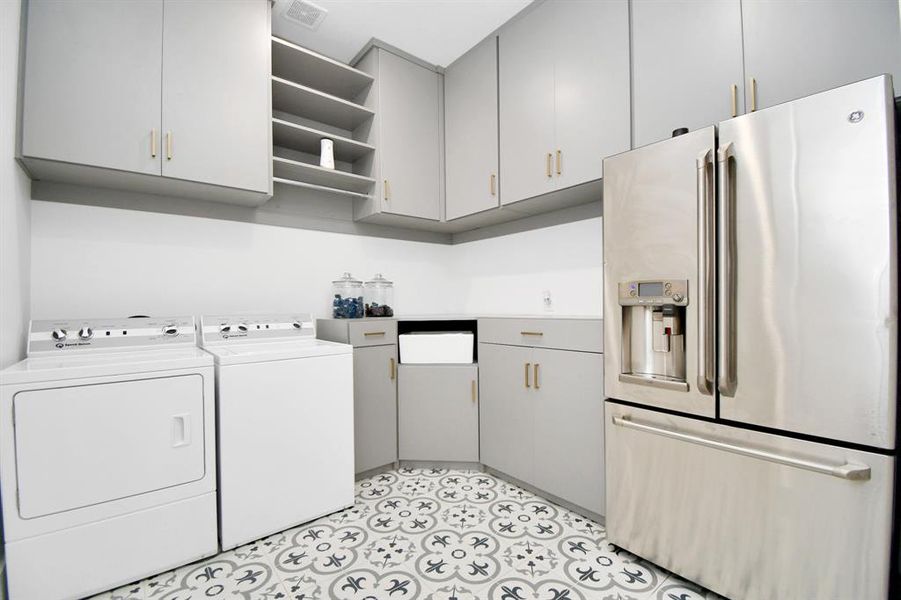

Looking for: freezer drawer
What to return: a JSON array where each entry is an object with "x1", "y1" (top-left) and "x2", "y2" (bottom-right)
[{"x1": 605, "y1": 402, "x2": 894, "y2": 600}]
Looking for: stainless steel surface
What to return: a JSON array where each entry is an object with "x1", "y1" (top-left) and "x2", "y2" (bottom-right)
[
  {"x1": 611, "y1": 415, "x2": 870, "y2": 480},
  {"x1": 603, "y1": 126, "x2": 717, "y2": 417},
  {"x1": 605, "y1": 402, "x2": 894, "y2": 600},
  {"x1": 696, "y1": 149, "x2": 715, "y2": 395},
  {"x1": 617, "y1": 373, "x2": 688, "y2": 393},
  {"x1": 717, "y1": 75, "x2": 897, "y2": 448},
  {"x1": 715, "y1": 140, "x2": 736, "y2": 398}
]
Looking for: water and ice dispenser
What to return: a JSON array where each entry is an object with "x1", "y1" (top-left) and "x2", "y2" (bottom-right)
[{"x1": 618, "y1": 279, "x2": 689, "y2": 392}]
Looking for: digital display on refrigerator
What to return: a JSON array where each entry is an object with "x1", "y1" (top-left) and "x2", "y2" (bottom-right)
[{"x1": 638, "y1": 282, "x2": 664, "y2": 297}]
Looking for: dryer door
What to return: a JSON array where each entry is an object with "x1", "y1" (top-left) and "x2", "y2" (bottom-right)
[{"x1": 14, "y1": 375, "x2": 205, "y2": 518}]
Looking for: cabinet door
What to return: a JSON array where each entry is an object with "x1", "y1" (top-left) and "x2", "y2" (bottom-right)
[
  {"x1": 445, "y1": 36, "x2": 499, "y2": 220},
  {"x1": 353, "y1": 345, "x2": 398, "y2": 473},
  {"x1": 742, "y1": 0, "x2": 901, "y2": 110},
  {"x1": 379, "y1": 50, "x2": 441, "y2": 220},
  {"x1": 478, "y1": 343, "x2": 534, "y2": 482},
  {"x1": 398, "y1": 364, "x2": 479, "y2": 462},
  {"x1": 631, "y1": 0, "x2": 744, "y2": 148},
  {"x1": 532, "y1": 348, "x2": 605, "y2": 516},
  {"x1": 161, "y1": 0, "x2": 271, "y2": 193},
  {"x1": 498, "y1": 1, "x2": 556, "y2": 205},
  {"x1": 21, "y1": 0, "x2": 162, "y2": 175},
  {"x1": 553, "y1": 0, "x2": 630, "y2": 185}
]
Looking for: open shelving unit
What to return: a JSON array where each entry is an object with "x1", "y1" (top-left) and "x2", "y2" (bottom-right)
[{"x1": 270, "y1": 36, "x2": 375, "y2": 199}]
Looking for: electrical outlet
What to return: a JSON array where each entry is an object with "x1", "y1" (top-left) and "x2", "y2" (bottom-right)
[{"x1": 542, "y1": 290, "x2": 553, "y2": 311}]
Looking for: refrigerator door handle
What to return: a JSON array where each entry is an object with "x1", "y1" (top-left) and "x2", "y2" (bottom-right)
[
  {"x1": 697, "y1": 148, "x2": 715, "y2": 395},
  {"x1": 611, "y1": 416, "x2": 871, "y2": 481},
  {"x1": 717, "y1": 142, "x2": 737, "y2": 397}
]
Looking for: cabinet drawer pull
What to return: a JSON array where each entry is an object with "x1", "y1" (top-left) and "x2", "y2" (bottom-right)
[
  {"x1": 384, "y1": 179, "x2": 390, "y2": 201},
  {"x1": 534, "y1": 363, "x2": 540, "y2": 390},
  {"x1": 546, "y1": 153, "x2": 552, "y2": 178},
  {"x1": 364, "y1": 331, "x2": 386, "y2": 337},
  {"x1": 490, "y1": 173, "x2": 496, "y2": 196},
  {"x1": 166, "y1": 131, "x2": 173, "y2": 160},
  {"x1": 524, "y1": 362, "x2": 531, "y2": 388},
  {"x1": 520, "y1": 331, "x2": 543, "y2": 336},
  {"x1": 730, "y1": 84, "x2": 738, "y2": 117},
  {"x1": 471, "y1": 379, "x2": 477, "y2": 403},
  {"x1": 555, "y1": 150, "x2": 562, "y2": 175},
  {"x1": 151, "y1": 129, "x2": 157, "y2": 158},
  {"x1": 750, "y1": 77, "x2": 758, "y2": 112},
  {"x1": 389, "y1": 357, "x2": 396, "y2": 380}
]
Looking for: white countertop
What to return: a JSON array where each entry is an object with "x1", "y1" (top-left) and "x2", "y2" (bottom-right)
[{"x1": 320, "y1": 314, "x2": 602, "y2": 321}]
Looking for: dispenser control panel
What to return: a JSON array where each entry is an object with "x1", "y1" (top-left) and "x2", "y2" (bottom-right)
[{"x1": 618, "y1": 280, "x2": 688, "y2": 306}]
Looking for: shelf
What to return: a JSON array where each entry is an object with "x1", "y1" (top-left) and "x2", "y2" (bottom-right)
[
  {"x1": 272, "y1": 37, "x2": 373, "y2": 100},
  {"x1": 272, "y1": 118, "x2": 375, "y2": 162},
  {"x1": 272, "y1": 76, "x2": 374, "y2": 131},
  {"x1": 273, "y1": 156, "x2": 375, "y2": 194},
  {"x1": 274, "y1": 177, "x2": 372, "y2": 200}
]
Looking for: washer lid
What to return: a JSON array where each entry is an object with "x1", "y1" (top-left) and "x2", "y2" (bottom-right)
[
  {"x1": 0, "y1": 347, "x2": 214, "y2": 386},
  {"x1": 203, "y1": 338, "x2": 353, "y2": 366}
]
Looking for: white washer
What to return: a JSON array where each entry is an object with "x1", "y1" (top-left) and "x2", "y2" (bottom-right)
[
  {"x1": 200, "y1": 314, "x2": 354, "y2": 550},
  {"x1": 0, "y1": 317, "x2": 218, "y2": 600}
]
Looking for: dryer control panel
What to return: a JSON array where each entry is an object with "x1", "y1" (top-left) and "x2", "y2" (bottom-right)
[
  {"x1": 28, "y1": 316, "x2": 197, "y2": 355},
  {"x1": 199, "y1": 314, "x2": 314, "y2": 346}
]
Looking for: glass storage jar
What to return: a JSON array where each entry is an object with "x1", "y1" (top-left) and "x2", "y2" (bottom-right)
[
  {"x1": 332, "y1": 272, "x2": 363, "y2": 318},
  {"x1": 364, "y1": 273, "x2": 395, "y2": 317}
]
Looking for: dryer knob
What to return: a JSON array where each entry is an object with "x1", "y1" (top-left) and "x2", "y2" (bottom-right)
[
  {"x1": 236, "y1": 323, "x2": 248, "y2": 332},
  {"x1": 292, "y1": 321, "x2": 302, "y2": 329},
  {"x1": 162, "y1": 325, "x2": 179, "y2": 336},
  {"x1": 78, "y1": 327, "x2": 93, "y2": 340},
  {"x1": 51, "y1": 328, "x2": 67, "y2": 341},
  {"x1": 219, "y1": 325, "x2": 232, "y2": 334}
]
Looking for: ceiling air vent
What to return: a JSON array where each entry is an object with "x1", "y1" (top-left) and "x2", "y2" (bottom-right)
[{"x1": 283, "y1": 0, "x2": 328, "y2": 31}]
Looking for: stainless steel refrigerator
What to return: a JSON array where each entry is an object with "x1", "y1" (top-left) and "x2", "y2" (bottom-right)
[{"x1": 603, "y1": 75, "x2": 898, "y2": 599}]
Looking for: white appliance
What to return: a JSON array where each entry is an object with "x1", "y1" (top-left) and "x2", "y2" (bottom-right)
[
  {"x1": 0, "y1": 317, "x2": 218, "y2": 600},
  {"x1": 399, "y1": 331, "x2": 474, "y2": 364},
  {"x1": 200, "y1": 314, "x2": 354, "y2": 550}
]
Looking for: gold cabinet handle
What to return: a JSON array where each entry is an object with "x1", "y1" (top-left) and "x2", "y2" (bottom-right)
[
  {"x1": 471, "y1": 379, "x2": 477, "y2": 403},
  {"x1": 166, "y1": 131, "x2": 172, "y2": 160},
  {"x1": 545, "y1": 153, "x2": 552, "y2": 178},
  {"x1": 730, "y1": 84, "x2": 738, "y2": 118},
  {"x1": 490, "y1": 173, "x2": 496, "y2": 196},
  {"x1": 750, "y1": 77, "x2": 757, "y2": 112},
  {"x1": 524, "y1": 362, "x2": 531, "y2": 388},
  {"x1": 384, "y1": 179, "x2": 390, "y2": 201},
  {"x1": 534, "y1": 363, "x2": 540, "y2": 390},
  {"x1": 520, "y1": 331, "x2": 543, "y2": 336},
  {"x1": 151, "y1": 129, "x2": 157, "y2": 158},
  {"x1": 364, "y1": 331, "x2": 386, "y2": 337},
  {"x1": 389, "y1": 357, "x2": 396, "y2": 380},
  {"x1": 555, "y1": 150, "x2": 561, "y2": 175}
]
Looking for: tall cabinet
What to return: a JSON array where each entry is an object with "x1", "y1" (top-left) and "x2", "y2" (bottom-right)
[{"x1": 499, "y1": 0, "x2": 630, "y2": 206}]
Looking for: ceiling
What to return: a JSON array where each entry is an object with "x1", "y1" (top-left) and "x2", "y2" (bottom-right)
[{"x1": 271, "y1": 0, "x2": 532, "y2": 67}]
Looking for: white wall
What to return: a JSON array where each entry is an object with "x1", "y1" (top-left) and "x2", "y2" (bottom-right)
[{"x1": 1, "y1": 0, "x2": 31, "y2": 369}]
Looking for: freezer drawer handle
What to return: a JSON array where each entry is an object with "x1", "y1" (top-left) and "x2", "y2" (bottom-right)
[{"x1": 611, "y1": 416, "x2": 871, "y2": 481}]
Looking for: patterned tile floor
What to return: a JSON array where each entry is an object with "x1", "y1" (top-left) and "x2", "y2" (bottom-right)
[{"x1": 93, "y1": 467, "x2": 724, "y2": 600}]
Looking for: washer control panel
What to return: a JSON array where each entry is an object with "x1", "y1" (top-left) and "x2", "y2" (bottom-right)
[
  {"x1": 28, "y1": 316, "x2": 196, "y2": 354},
  {"x1": 200, "y1": 314, "x2": 314, "y2": 346}
]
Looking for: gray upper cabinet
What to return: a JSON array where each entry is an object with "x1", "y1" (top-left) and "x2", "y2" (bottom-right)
[
  {"x1": 21, "y1": 1, "x2": 163, "y2": 176},
  {"x1": 161, "y1": 0, "x2": 270, "y2": 193},
  {"x1": 631, "y1": 0, "x2": 745, "y2": 148},
  {"x1": 552, "y1": 0, "x2": 629, "y2": 186},
  {"x1": 499, "y1": 0, "x2": 630, "y2": 205},
  {"x1": 19, "y1": 0, "x2": 271, "y2": 205},
  {"x1": 444, "y1": 36, "x2": 499, "y2": 221},
  {"x1": 498, "y1": 0, "x2": 556, "y2": 206},
  {"x1": 742, "y1": 0, "x2": 901, "y2": 111}
]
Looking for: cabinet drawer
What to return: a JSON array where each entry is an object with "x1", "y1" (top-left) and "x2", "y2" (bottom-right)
[
  {"x1": 349, "y1": 320, "x2": 398, "y2": 347},
  {"x1": 478, "y1": 318, "x2": 602, "y2": 353}
]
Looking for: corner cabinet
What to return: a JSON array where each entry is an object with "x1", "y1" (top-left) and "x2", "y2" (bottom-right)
[
  {"x1": 498, "y1": 0, "x2": 630, "y2": 206},
  {"x1": 478, "y1": 318, "x2": 605, "y2": 517},
  {"x1": 20, "y1": 0, "x2": 272, "y2": 206},
  {"x1": 353, "y1": 47, "x2": 441, "y2": 222}
]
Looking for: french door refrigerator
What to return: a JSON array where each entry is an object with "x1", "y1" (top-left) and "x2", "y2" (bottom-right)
[{"x1": 603, "y1": 75, "x2": 897, "y2": 599}]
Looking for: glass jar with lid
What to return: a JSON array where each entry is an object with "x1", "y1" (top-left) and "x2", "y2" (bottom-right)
[
  {"x1": 364, "y1": 273, "x2": 394, "y2": 317},
  {"x1": 332, "y1": 272, "x2": 363, "y2": 318}
]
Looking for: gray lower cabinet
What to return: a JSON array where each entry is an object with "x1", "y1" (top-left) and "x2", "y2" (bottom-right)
[
  {"x1": 354, "y1": 344, "x2": 399, "y2": 473},
  {"x1": 479, "y1": 332, "x2": 605, "y2": 516},
  {"x1": 631, "y1": 0, "x2": 745, "y2": 148},
  {"x1": 742, "y1": 0, "x2": 901, "y2": 110},
  {"x1": 398, "y1": 364, "x2": 479, "y2": 462}
]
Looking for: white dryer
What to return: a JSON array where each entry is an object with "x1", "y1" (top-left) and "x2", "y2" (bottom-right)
[
  {"x1": 200, "y1": 314, "x2": 354, "y2": 550},
  {"x1": 0, "y1": 317, "x2": 218, "y2": 600}
]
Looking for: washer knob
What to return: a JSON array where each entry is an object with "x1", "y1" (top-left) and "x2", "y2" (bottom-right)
[
  {"x1": 292, "y1": 321, "x2": 302, "y2": 329},
  {"x1": 236, "y1": 323, "x2": 248, "y2": 332},
  {"x1": 219, "y1": 325, "x2": 232, "y2": 334},
  {"x1": 672, "y1": 293, "x2": 684, "y2": 302},
  {"x1": 162, "y1": 325, "x2": 179, "y2": 336},
  {"x1": 78, "y1": 327, "x2": 93, "y2": 340},
  {"x1": 51, "y1": 328, "x2": 67, "y2": 341}
]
